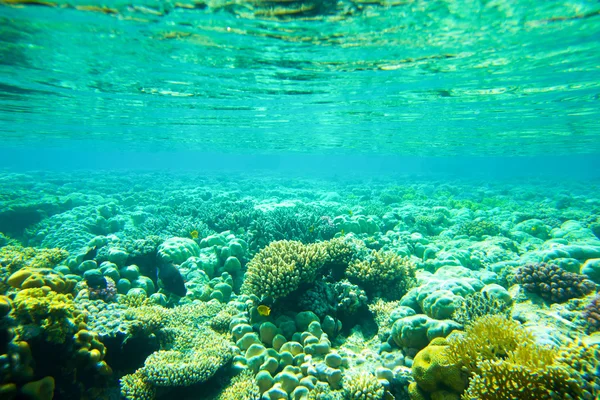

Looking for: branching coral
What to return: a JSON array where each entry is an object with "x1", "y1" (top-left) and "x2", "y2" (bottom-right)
[
  {"x1": 445, "y1": 315, "x2": 599, "y2": 400},
  {"x1": 583, "y1": 293, "x2": 600, "y2": 333},
  {"x1": 241, "y1": 240, "x2": 327, "y2": 300},
  {"x1": 514, "y1": 263, "x2": 595, "y2": 303},
  {"x1": 343, "y1": 370, "x2": 385, "y2": 400},
  {"x1": 447, "y1": 315, "x2": 534, "y2": 375},
  {"x1": 452, "y1": 292, "x2": 512, "y2": 326},
  {"x1": 463, "y1": 342, "x2": 583, "y2": 399},
  {"x1": 346, "y1": 249, "x2": 415, "y2": 300}
]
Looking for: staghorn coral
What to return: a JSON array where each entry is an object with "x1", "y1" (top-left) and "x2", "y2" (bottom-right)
[
  {"x1": 346, "y1": 249, "x2": 415, "y2": 300},
  {"x1": 447, "y1": 315, "x2": 534, "y2": 375},
  {"x1": 463, "y1": 342, "x2": 583, "y2": 400},
  {"x1": 514, "y1": 263, "x2": 595, "y2": 303},
  {"x1": 323, "y1": 237, "x2": 358, "y2": 267},
  {"x1": 241, "y1": 240, "x2": 327, "y2": 300},
  {"x1": 452, "y1": 292, "x2": 512, "y2": 326}
]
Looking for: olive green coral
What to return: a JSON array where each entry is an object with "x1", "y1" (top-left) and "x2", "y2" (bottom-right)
[
  {"x1": 346, "y1": 249, "x2": 415, "y2": 300},
  {"x1": 0, "y1": 246, "x2": 68, "y2": 273},
  {"x1": 11, "y1": 287, "x2": 86, "y2": 344},
  {"x1": 241, "y1": 240, "x2": 327, "y2": 300}
]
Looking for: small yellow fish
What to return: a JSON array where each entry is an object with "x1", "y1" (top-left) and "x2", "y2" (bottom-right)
[
  {"x1": 348, "y1": 210, "x2": 353, "y2": 216},
  {"x1": 309, "y1": 225, "x2": 315, "y2": 233},
  {"x1": 340, "y1": 229, "x2": 345, "y2": 236},
  {"x1": 257, "y1": 305, "x2": 271, "y2": 317},
  {"x1": 190, "y1": 230, "x2": 199, "y2": 239}
]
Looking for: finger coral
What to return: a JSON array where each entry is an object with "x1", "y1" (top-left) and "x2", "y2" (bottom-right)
[
  {"x1": 514, "y1": 263, "x2": 595, "y2": 303},
  {"x1": 241, "y1": 240, "x2": 327, "y2": 300},
  {"x1": 346, "y1": 249, "x2": 415, "y2": 300}
]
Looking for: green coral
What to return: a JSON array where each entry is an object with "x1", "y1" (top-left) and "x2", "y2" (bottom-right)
[
  {"x1": 343, "y1": 371, "x2": 385, "y2": 400},
  {"x1": 120, "y1": 302, "x2": 233, "y2": 397},
  {"x1": 346, "y1": 249, "x2": 415, "y2": 300},
  {"x1": 215, "y1": 370, "x2": 260, "y2": 400},
  {"x1": 120, "y1": 371, "x2": 156, "y2": 400},
  {"x1": 457, "y1": 220, "x2": 499, "y2": 238},
  {"x1": 445, "y1": 315, "x2": 599, "y2": 400},
  {"x1": 452, "y1": 292, "x2": 512, "y2": 326},
  {"x1": 241, "y1": 240, "x2": 327, "y2": 300},
  {"x1": 463, "y1": 343, "x2": 582, "y2": 399}
]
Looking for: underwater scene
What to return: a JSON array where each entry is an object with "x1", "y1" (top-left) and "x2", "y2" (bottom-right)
[{"x1": 1, "y1": 0, "x2": 600, "y2": 399}]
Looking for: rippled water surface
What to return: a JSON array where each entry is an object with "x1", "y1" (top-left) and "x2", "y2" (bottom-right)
[{"x1": 1, "y1": 0, "x2": 599, "y2": 155}]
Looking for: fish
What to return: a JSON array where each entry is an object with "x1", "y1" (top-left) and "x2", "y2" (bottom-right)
[
  {"x1": 257, "y1": 304, "x2": 271, "y2": 317},
  {"x1": 348, "y1": 210, "x2": 353, "y2": 216},
  {"x1": 190, "y1": 230, "x2": 199, "y2": 239},
  {"x1": 82, "y1": 246, "x2": 97, "y2": 262},
  {"x1": 157, "y1": 262, "x2": 187, "y2": 297}
]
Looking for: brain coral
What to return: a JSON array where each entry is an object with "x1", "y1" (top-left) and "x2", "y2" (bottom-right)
[{"x1": 241, "y1": 240, "x2": 327, "y2": 300}]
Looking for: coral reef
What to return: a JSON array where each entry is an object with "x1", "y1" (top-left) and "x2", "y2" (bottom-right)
[
  {"x1": 514, "y1": 263, "x2": 595, "y2": 303},
  {"x1": 241, "y1": 240, "x2": 327, "y2": 300},
  {"x1": 583, "y1": 293, "x2": 600, "y2": 333},
  {"x1": 346, "y1": 249, "x2": 415, "y2": 300}
]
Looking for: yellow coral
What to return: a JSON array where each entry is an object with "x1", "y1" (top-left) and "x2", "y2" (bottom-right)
[
  {"x1": 8, "y1": 268, "x2": 76, "y2": 294},
  {"x1": 11, "y1": 287, "x2": 86, "y2": 344},
  {"x1": 0, "y1": 246, "x2": 68, "y2": 273},
  {"x1": 410, "y1": 337, "x2": 467, "y2": 399},
  {"x1": 447, "y1": 315, "x2": 534, "y2": 375},
  {"x1": 241, "y1": 240, "x2": 327, "y2": 299}
]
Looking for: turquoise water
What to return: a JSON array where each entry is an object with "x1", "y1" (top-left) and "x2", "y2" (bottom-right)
[
  {"x1": 1, "y1": 1, "x2": 600, "y2": 400},
  {"x1": 1, "y1": 0, "x2": 600, "y2": 157}
]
